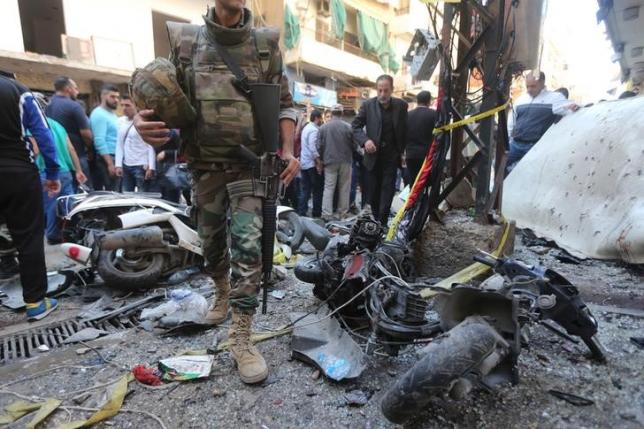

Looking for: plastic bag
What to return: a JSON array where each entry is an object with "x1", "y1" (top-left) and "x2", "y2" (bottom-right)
[{"x1": 140, "y1": 289, "x2": 208, "y2": 325}]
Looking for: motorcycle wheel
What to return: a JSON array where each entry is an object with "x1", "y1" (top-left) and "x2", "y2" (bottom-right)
[
  {"x1": 294, "y1": 255, "x2": 324, "y2": 284},
  {"x1": 97, "y1": 249, "x2": 165, "y2": 290},
  {"x1": 380, "y1": 318, "x2": 502, "y2": 424},
  {"x1": 277, "y1": 211, "x2": 305, "y2": 252}
]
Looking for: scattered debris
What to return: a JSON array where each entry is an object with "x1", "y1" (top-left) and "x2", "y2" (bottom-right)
[
  {"x1": 548, "y1": 390, "x2": 595, "y2": 406},
  {"x1": 158, "y1": 355, "x2": 214, "y2": 381},
  {"x1": 630, "y1": 337, "x2": 644, "y2": 349},
  {"x1": 37, "y1": 345, "x2": 50, "y2": 353},
  {"x1": 344, "y1": 390, "x2": 369, "y2": 406},
  {"x1": 132, "y1": 364, "x2": 163, "y2": 386},
  {"x1": 62, "y1": 328, "x2": 109, "y2": 344},
  {"x1": 310, "y1": 370, "x2": 320, "y2": 380},
  {"x1": 212, "y1": 388, "x2": 226, "y2": 397},
  {"x1": 271, "y1": 290, "x2": 286, "y2": 300},
  {"x1": 553, "y1": 250, "x2": 583, "y2": 265},
  {"x1": 76, "y1": 347, "x2": 92, "y2": 355},
  {"x1": 140, "y1": 289, "x2": 208, "y2": 327},
  {"x1": 290, "y1": 306, "x2": 366, "y2": 381},
  {"x1": 166, "y1": 266, "x2": 201, "y2": 285}
]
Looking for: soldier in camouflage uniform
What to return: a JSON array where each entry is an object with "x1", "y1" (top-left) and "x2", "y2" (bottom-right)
[{"x1": 134, "y1": 0, "x2": 299, "y2": 384}]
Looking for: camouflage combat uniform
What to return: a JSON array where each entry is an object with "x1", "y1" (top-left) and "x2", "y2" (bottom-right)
[{"x1": 167, "y1": 8, "x2": 296, "y2": 312}]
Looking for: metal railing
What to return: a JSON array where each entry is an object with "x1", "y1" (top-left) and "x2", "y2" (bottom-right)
[{"x1": 312, "y1": 19, "x2": 380, "y2": 63}]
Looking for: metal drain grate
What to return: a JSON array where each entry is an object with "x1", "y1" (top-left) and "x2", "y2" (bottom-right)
[{"x1": 0, "y1": 315, "x2": 138, "y2": 365}]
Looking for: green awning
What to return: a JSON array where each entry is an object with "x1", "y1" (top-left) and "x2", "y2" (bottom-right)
[
  {"x1": 356, "y1": 11, "x2": 400, "y2": 73},
  {"x1": 331, "y1": 0, "x2": 347, "y2": 40},
  {"x1": 284, "y1": 4, "x2": 301, "y2": 50}
]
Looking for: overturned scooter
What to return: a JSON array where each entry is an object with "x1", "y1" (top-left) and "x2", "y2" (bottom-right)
[
  {"x1": 59, "y1": 191, "x2": 302, "y2": 290},
  {"x1": 380, "y1": 252, "x2": 606, "y2": 424}
]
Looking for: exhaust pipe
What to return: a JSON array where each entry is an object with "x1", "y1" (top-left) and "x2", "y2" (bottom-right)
[{"x1": 100, "y1": 226, "x2": 165, "y2": 250}]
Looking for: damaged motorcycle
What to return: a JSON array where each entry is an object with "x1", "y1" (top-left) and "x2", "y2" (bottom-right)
[
  {"x1": 57, "y1": 189, "x2": 303, "y2": 290},
  {"x1": 380, "y1": 252, "x2": 606, "y2": 423},
  {"x1": 294, "y1": 215, "x2": 606, "y2": 424}
]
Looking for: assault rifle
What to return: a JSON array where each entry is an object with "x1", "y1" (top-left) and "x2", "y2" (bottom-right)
[{"x1": 238, "y1": 83, "x2": 285, "y2": 314}]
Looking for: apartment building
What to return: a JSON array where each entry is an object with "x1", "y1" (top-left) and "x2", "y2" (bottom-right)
[
  {"x1": 0, "y1": 0, "x2": 433, "y2": 112},
  {"x1": 0, "y1": 0, "x2": 209, "y2": 103},
  {"x1": 253, "y1": 0, "x2": 431, "y2": 112}
]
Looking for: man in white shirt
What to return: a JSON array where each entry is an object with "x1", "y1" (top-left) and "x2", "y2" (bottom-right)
[
  {"x1": 298, "y1": 110, "x2": 324, "y2": 217},
  {"x1": 115, "y1": 95, "x2": 155, "y2": 191},
  {"x1": 506, "y1": 71, "x2": 578, "y2": 174}
]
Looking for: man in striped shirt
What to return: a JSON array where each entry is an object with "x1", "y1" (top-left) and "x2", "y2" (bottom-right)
[{"x1": 0, "y1": 70, "x2": 61, "y2": 320}]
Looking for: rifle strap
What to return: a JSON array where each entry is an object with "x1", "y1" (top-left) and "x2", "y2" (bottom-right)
[{"x1": 202, "y1": 30, "x2": 252, "y2": 97}]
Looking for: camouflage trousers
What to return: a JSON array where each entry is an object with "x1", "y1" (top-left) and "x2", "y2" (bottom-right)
[{"x1": 192, "y1": 167, "x2": 262, "y2": 313}]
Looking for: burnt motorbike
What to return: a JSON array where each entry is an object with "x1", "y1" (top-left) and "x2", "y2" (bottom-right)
[
  {"x1": 294, "y1": 215, "x2": 441, "y2": 355},
  {"x1": 380, "y1": 252, "x2": 606, "y2": 424}
]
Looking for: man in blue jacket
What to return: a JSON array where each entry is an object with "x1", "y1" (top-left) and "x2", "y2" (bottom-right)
[{"x1": 0, "y1": 70, "x2": 61, "y2": 320}]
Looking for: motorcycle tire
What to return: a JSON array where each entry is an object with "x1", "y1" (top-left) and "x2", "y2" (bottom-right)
[
  {"x1": 380, "y1": 318, "x2": 502, "y2": 424},
  {"x1": 294, "y1": 255, "x2": 324, "y2": 284},
  {"x1": 277, "y1": 211, "x2": 305, "y2": 252},
  {"x1": 97, "y1": 249, "x2": 165, "y2": 290}
]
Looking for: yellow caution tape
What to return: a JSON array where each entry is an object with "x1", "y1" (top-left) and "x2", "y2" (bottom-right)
[
  {"x1": 433, "y1": 101, "x2": 509, "y2": 134},
  {"x1": 57, "y1": 374, "x2": 132, "y2": 429}
]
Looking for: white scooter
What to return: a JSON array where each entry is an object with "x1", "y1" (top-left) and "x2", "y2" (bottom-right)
[{"x1": 58, "y1": 190, "x2": 302, "y2": 290}]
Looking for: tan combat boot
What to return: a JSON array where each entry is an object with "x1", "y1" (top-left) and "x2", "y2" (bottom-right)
[
  {"x1": 205, "y1": 277, "x2": 230, "y2": 325},
  {"x1": 229, "y1": 310, "x2": 268, "y2": 384}
]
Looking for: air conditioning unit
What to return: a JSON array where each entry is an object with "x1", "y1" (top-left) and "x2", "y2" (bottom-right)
[{"x1": 61, "y1": 35, "x2": 95, "y2": 65}]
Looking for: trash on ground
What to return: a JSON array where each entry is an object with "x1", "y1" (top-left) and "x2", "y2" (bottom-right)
[
  {"x1": 548, "y1": 389, "x2": 595, "y2": 406},
  {"x1": 630, "y1": 337, "x2": 644, "y2": 349},
  {"x1": 271, "y1": 290, "x2": 286, "y2": 300},
  {"x1": 140, "y1": 289, "x2": 208, "y2": 327},
  {"x1": 158, "y1": 355, "x2": 214, "y2": 381},
  {"x1": 62, "y1": 327, "x2": 109, "y2": 344},
  {"x1": 290, "y1": 305, "x2": 366, "y2": 381},
  {"x1": 166, "y1": 266, "x2": 201, "y2": 285},
  {"x1": 0, "y1": 398, "x2": 61, "y2": 427},
  {"x1": 37, "y1": 344, "x2": 49, "y2": 352},
  {"x1": 132, "y1": 364, "x2": 163, "y2": 386},
  {"x1": 553, "y1": 250, "x2": 583, "y2": 264},
  {"x1": 344, "y1": 389, "x2": 369, "y2": 406}
]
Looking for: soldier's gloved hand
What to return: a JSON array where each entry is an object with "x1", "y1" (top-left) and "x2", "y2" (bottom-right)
[
  {"x1": 280, "y1": 154, "x2": 300, "y2": 186},
  {"x1": 134, "y1": 109, "x2": 171, "y2": 147}
]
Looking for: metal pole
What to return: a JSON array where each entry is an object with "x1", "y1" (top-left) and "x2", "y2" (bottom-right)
[
  {"x1": 450, "y1": 1, "x2": 471, "y2": 178},
  {"x1": 474, "y1": 0, "x2": 505, "y2": 222}
]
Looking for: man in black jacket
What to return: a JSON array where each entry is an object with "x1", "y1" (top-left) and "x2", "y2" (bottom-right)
[
  {"x1": 405, "y1": 91, "x2": 437, "y2": 182},
  {"x1": 0, "y1": 70, "x2": 61, "y2": 320},
  {"x1": 352, "y1": 75, "x2": 408, "y2": 225}
]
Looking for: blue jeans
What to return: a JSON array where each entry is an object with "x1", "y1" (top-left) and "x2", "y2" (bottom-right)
[
  {"x1": 505, "y1": 139, "x2": 535, "y2": 176},
  {"x1": 122, "y1": 165, "x2": 150, "y2": 192},
  {"x1": 298, "y1": 167, "x2": 323, "y2": 217},
  {"x1": 41, "y1": 171, "x2": 74, "y2": 241},
  {"x1": 148, "y1": 161, "x2": 181, "y2": 202}
]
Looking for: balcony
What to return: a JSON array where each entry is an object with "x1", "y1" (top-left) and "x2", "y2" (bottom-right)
[{"x1": 314, "y1": 18, "x2": 380, "y2": 64}]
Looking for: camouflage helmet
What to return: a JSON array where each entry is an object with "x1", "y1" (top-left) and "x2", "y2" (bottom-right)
[{"x1": 130, "y1": 57, "x2": 196, "y2": 129}]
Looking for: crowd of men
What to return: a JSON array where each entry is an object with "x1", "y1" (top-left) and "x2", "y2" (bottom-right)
[{"x1": 295, "y1": 75, "x2": 437, "y2": 225}]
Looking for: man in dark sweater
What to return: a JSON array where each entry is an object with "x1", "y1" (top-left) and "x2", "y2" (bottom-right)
[
  {"x1": 46, "y1": 76, "x2": 94, "y2": 190},
  {"x1": 0, "y1": 71, "x2": 61, "y2": 320},
  {"x1": 405, "y1": 91, "x2": 437, "y2": 183},
  {"x1": 352, "y1": 75, "x2": 408, "y2": 225}
]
